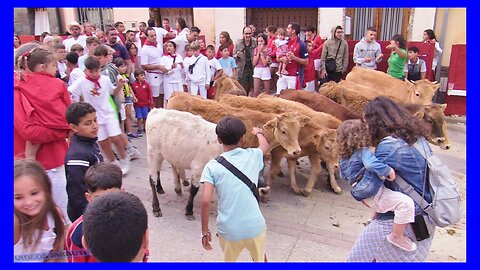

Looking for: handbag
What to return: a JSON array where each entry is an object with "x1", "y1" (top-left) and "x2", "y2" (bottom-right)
[
  {"x1": 325, "y1": 41, "x2": 342, "y2": 74},
  {"x1": 188, "y1": 56, "x2": 202, "y2": 74},
  {"x1": 215, "y1": 156, "x2": 259, "y2": 203}
]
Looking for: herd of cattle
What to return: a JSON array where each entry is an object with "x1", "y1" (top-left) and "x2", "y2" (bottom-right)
[{"x1": 144, "y1": 67, "x2": 448, "y2": 219}]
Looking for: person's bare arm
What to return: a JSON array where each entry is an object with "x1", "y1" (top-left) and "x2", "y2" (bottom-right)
[{"x1": 252, "y1": 127, "x2": 269, "y2": 156}]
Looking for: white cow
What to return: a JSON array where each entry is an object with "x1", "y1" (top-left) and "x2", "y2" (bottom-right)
[{"x1": 146, "y1": 108, "x2": 223, "y2": 219}]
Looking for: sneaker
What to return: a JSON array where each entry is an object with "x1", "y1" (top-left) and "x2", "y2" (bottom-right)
[
  {"x1": 137, "y1": 130, "x2": 143, "y2": 137},
  {"x1": 386, "y1": 234, "x2": 417, "y2": 252},
  {"x1": 127, "y1": 145, "x2": 141, "y2": 160},
  {"x1": 275, "y1": 71, "x2": 281, "y2": 76},
  {"x1": 119, "y1": 158, "x2": 130, "y2": 175},
  {"x1": 127, "y1": 132, "x2": 139, "y2": 138}
]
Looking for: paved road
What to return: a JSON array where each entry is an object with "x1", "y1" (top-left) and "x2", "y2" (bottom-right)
[{"x1": 122, "y1": 116, "x2": 466, "y2": 262}]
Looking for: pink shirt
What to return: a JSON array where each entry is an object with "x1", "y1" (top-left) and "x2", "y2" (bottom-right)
[{"x1": 253, "y1": 47, "x2": 272, "y2": 68}]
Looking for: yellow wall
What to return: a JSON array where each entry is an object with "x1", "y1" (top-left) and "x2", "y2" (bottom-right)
[{"x1": 435, "y1": 8, "x2": 466, "y2": 66}]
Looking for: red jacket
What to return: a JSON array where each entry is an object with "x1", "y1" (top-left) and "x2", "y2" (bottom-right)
[
  {"x1": 304, "y1": 45, "x2": 323, "y2": 82},
  {"x1": 14, "y1": 72, "x2": 71, "y2": 170},
  {"x1": 131, "y1": 81, "x2": 153, "y2": 107}
]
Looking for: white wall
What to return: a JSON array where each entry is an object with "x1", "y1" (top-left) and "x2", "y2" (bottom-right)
[
  {"x1": 318, "y1": 8, "x2": 344, "y2": 39},
  {"x1": 113, "y1": 8, "x2": 149, "y2": 30},
  {"x1": 410, "y1": 8, "x2": 436, "y2": 41},
  {"x1": 214, "y1": 8, "x2": 245, "y2": 47},
  {"x1": 193, "y1": 8, "x2": 216, "y2": 46}
]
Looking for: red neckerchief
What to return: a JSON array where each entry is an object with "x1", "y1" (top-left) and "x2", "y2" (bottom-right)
[
  {"x1": 144, "y1": 39, "x2": 157, "y2": 47},
  {"x1": 85, "y1": 32, "x2": 93, "y2": 37},
  {"x1": 85, "y1": 75, "x2": 101, "y2": 89}
]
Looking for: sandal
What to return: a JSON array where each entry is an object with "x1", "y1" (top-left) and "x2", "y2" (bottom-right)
[{"x1": 387, "y1": 234, "x2": 417, "y2": 252}]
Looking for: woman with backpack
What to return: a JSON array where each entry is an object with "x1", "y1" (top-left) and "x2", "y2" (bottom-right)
[{"x1": 347, "y1": 96, "x2": 436, "y2": 262}]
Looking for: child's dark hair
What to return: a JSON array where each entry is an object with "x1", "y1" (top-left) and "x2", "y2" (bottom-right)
[
  {"x1": 84, "y1": 56, "x2": 101, "y2": 70},
  {"x1": 93, "y1": 45, "x2": 109, "y2": 57},
  {"x1": 219, "y1": 44, "x2": 229, "y2": 52},
  {"x1": 166, "y1": 40, "x2": 176, "y2": 50},
  {"x1": 66, "y1": 51, "x2": 79, "y2": 65},
  {"x1": 408, "y1": 46, "x2": 419, "y2": 53},
  {"x1": 14, "y1": 159, "x2": 65, "y2": 254},
  {"x1": 65, "y1": 102, "x2": 96, "y2": 125},
  {"x1": 134, "y1": 68, "x2": 146, "y2": 79},
  {"x1": 18, "y1": 47, "x2": 56, "y2": 81},
  {"x1": 84, "y1": 162, "x2": 122, "y2": 193},
  {"x1": 206, "y1": 45, "x2": 215, "y2": 51},
  {"x1": 70, "y1": 43, "x2": 84, "y2": 53},
  {"x1": 113, "y1": 57, "x2": 126, "y2": 68},
  {"x1": 336, "y1": 119, "x2": 370, "y2": 159},
  {"x1": 52, "y1": 43, "x2": 66, "y2": 51},
  {"x1": 86, "y1": 36, "x2": 101, "y2": 46},
  {"x1": 83, "y1": 191, "x2": 147, "y2": 262},
  {"x1": 215, "y1": 116, "x2": 246, "y2": 145}
]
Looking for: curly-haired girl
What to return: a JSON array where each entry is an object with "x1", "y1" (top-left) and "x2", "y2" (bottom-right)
[{"x1": 337, "y1": 119, "x2": 417, "y2": 252}]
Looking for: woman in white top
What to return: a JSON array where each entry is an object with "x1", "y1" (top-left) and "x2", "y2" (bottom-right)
[
  {"x1": 423, "y1": 29, "x2": 443, "y2": 77},
  {"x1": 14, "y1": 159, "x2": 66, "y2": 262}
]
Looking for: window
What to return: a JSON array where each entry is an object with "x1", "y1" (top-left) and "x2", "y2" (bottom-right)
[
  {"x1": 77, "y1": 8, "x2": 114, "y2": 31},
  {"x1": 345, "y1": 8, "x2": 411, "y2": 40}
]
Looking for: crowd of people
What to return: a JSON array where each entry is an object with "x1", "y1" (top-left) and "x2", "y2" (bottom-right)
[{"x1": 13, "y1": 17, "x2": 444, "y2": 262}]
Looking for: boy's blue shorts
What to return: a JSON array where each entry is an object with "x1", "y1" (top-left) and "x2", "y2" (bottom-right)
[{"x1": 134, "y1": 106, "x2": 149, "y2": 119}]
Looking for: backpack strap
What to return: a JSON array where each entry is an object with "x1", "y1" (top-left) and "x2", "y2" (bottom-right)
[
  {"x1": 395, "y1": 174, "x2": 434, "y2": 216},
  {"x1": 215, "y1": 156, "x2": 259, "y2": 203}
]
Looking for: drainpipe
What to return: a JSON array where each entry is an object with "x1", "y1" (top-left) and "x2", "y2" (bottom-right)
[
  {"x1": 437, "y1": 8, "x2": 449, "y2": 82},
  {"x1": 56, "y1": 8, "x2": 63, "y2": 34}
]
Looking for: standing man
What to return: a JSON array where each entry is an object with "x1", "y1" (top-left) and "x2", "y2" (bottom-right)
[
  {"x1": 78, "y1": 36, "x2": 101, "y2": 70},
  {"x1": 141, "y1": 27, "x2": 164, "y2": 108},
  {"x1": 83, "y1": 22, "x2": 95, "y2": 37},
  {"x1": 353, "y1": 27, "x2": 383, "y2": 69},
  {"x1": 63, "y1": 21, "x2": 87, "y2": 52},
  {"x1": 162, "y1": 18, "x2": 176, "y2": 44},
  {"x1": 105, "y1": 27, "x2": 132, "y2": 76},
  {"x1": 200, "y1": 116, "x2": 269, "y2": 262},
  {"x1": 135, "y1": 22, "x2": 147, "y2": 60},
  {"x1": 321, "y1": 25, "x2": 349, "y2": 83},
  {"x1": 275, "y1": 22, "x2": 308, "y2": 95},
  {"x1": 234, "y1": 26, "x2": 257, "y2": 96},
  {"x1": 125, "y1": 30, "x2": 136, "y2": 44},
  {"x1": 147, "y1": 18, "x2": 175, "y2": 52},
  {"x1": 115, "y1": 21, "x2": 126, "y2": 44},
  {"x1": 265, "y1": 25, "x2": 278, "y2": 93},
  {"x1": 170, "y1": 26, "x2": 201, "y2": 59}
]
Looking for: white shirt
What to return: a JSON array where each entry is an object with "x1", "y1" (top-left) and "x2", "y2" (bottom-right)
[
  {"x1": 404, "y1": 58, "x2": 427, "y2": 73},
  {"x1": 57, "y1": 62, "x2": 67, "y2": 79},
  {"x1": 170, "y1": 35, "x2": 190, "y2": 59},
  {"x1": 207, "y1": 57, "x2": 223, "y2": 80},
  {"x1": 141, "y1": 44, "x2": 164, "y2": 73},
  {"x1": 184, "y1": 54, "x2": 211, "y2": 84},
  {"x1": 160, "y1": 54, "x2": 184, "y2": 83},
  {"x1": 135, "y1": 32, "x2": 143, "y2": 57},
  {"x1": 153, "y1": 27, "x2": 168, "y2": 53},
  {"x1": 68, "y1": 67, "x2": 85, "y2": 86},
  {"x1": 63, "y1": 35, "x2": 87, "y2": 52},
  {"x1": 68, "y1": 75, "x2": 116, "y2": 124}
]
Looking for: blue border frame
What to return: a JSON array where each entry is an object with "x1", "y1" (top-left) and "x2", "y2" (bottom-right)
[{"x1": 5, "y1": 1, "x2": 475, "y2": 268}]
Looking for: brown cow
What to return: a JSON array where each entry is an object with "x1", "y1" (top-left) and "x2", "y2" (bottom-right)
[
  {"x1": 219, "y1": 94, "x2": 342, "y2": 194},
  {"x1": 213, "y1": 75, "x2": 247, "y2": 100},
  {"x1": 167, "y1": 92, "x2": 309, "y2": 154},
  {"x1": 219, "y1": 94, "x2": 342, "y2": 130},
  {"x1": 345, "y1": 66, "x2": 440, "y2": 105},
  {"x1": 277, "y1": 89, "x2": 361, "y2": 121},
  {"x1": 319, "y1": 84, "x2": 451, "y2": 149}
]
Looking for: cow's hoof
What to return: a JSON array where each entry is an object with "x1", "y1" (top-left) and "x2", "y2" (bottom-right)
[
  {"x1": 260, "y1": 196, "x2": 268, "y2": 204},
  {"x1": 182, "y1": 180, "x2": 190, "y2": 186},
  {"x1": 174, "y1": 188, "x2": 182, "y2": 195},
  {"x1": 185, "y1": 214, "x2": 195, "y2": 221},
  {"x1": 301, "y1": 189, "x2": 312, "y2": 197},
  {"x1": 291, "y1": 187, "x2": 302, "y2": 195},
  {"x1": 333, "y1": 188, "x2": 344, "y2": 195},
  {"x1": 153, "y1": 210, "x2": 162, "y2": 218}
]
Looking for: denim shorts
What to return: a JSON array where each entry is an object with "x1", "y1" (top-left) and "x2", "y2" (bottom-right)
[
  {"x1": 134, "y1": 106, "x2": 149, "y2": 119},
  {"x1": 124, "y1": 96, "x2": 133, "y2": 104}
]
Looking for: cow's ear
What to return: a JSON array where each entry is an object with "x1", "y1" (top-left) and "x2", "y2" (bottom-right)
[
  {"x1": 297, "y1": 115, "x2": 311, "y2": 127},
  {"x1": 263, "y1": 119, "x2": 277, "y2": 130},
  {"x1": 413, "y1": 107, "x2": 425, "y2": 119},
  {"x1": 441, "y1": 103, "x2": 447, "y2": 111}
]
